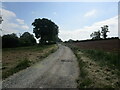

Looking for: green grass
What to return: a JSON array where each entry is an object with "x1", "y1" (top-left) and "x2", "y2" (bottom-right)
[
  {"x1": 75, "y1": 53, "x2": 92, "y2": 88},
  {"x1": 68, "y1": 46, "x2": 92, "y2": 88},
  {"x1": 82, "y1": 49, "x2": 120, "y2": 70},
  {"x1": 15, "y1": 58, "x2": 31, "y2": 71},
  {"x1": 78, "y1": 78, "x2": 92, "y2": 88},
  {"x1": 3, "y1": 58, "x2": 30, "y2": 79}
]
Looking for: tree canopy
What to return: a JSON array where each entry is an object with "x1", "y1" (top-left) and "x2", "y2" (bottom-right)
[
  {"x1": 0, "y1": 16, "x2": 3, "y2": 24},
  {"x1": 2, "y1": 33, "x2": 19, "y2": 48},
  {"x1": 90, "y1": 30, "x2": 101, "y2": 40},
  {"x1": 90, "y1": 25, "x2": 109, "y2": 40},
  {"x1": 32, "y1": 18, "x2": 59, "y2": 44},
  {"x1": 2, "y1": 32, "x2": 36, "y2": 48},
  {"x1": 19, "y1": 32, "x2": 36, "y2": 46},
  {"x1": 101, "y1": 25, "x2": 109, "y2": 39}
]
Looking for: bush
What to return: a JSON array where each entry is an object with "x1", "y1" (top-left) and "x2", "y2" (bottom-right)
[{"x1": 2, "y1": 33, "x2": 19, "y2": 48}]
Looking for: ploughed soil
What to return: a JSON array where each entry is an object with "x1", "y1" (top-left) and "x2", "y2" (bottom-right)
[{"x1": 73, "y1": 39, "x2": 120, "y2": 52}]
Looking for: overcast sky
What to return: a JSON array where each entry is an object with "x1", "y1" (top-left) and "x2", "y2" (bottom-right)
[{"x1": 0, "y1": 2, "x2": 119, "y2": 41}]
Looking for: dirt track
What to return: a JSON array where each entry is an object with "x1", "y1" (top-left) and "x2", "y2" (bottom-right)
[{"x1": 2, "y1": 44, "x2": 79, "y2": 88}]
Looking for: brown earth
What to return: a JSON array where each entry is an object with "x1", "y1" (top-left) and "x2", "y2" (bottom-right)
[{"x1": 73, "y1": 39, "x2": 120, "y2": 52}]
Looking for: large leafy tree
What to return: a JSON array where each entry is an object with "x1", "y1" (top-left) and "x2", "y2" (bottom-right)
[
  {"x1": 19, "y1": 32, "x2": 36, "y2": 46},
  {"x1": 32, "y1": 18, "x2": 59, "y2": 44}
]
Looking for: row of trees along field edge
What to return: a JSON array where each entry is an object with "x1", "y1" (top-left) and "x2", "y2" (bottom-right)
[{"x1": 2, "y1": 18, "x2": 62, "y2": 48}]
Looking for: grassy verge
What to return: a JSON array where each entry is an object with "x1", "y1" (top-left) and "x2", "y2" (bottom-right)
[
  {"x1": 2, "y1": 44, "x2": 58, "y2": 79},
  {"x1": 2, "y1": 58, "x2": 30, "y2": 79},
  {"x1": 81, "y1": 49, "x2": 120, "y2": 88},
  {"x1": 82, "y1": 49, "x2": 120, "y2": 73},
  {"x1": 66, "y1": 43, "x2": 120, "y2": 88},
  {"x1": 69, "y1": 47, "x2": 92, "y2": 88}
]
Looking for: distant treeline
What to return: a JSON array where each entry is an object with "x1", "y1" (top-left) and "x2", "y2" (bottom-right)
[
  {"x1": 2, "y1": 32, "x2": 36, "y2": 48},
  {"x1": 65, "y1": 37, "x2": 119, "y2": 43}
]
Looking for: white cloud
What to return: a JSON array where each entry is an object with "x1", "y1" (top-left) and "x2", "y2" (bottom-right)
[
  {"x1": 16, "y1": 19, "x2": 24, "y2": 24},
  {"x1": 53, "y1": 12, "x2": 57, "y2": 15},
  {"x1": 84, "y1": 9, "x2": 97, "y2": 17},
  {"x1": 21, "y1": 25, "x2": 29, "y2": 30},
  {"x1": 31, "y1": 11, "x2": 36, "y2": 14},
  {"x1": 1, "y1": 8, "x2": 29, "y2": 35},
  {"x1": 59, "y1": 16, "x2": 118, "y2": 41},
  {"x1": 1, "y1": 8, "x2": 16, "y2": 20}
]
